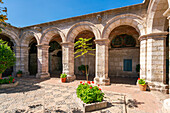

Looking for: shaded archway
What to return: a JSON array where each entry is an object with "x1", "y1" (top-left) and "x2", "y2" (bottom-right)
[
  {"x1": 29, "y1": 37, "x2": 38, "y2": 76},
  {"x1": 74, "y1": 30, "x2": 96, "y2": 80},
  {"x1": 48, "y1": 35, "x2": 62, "y2": 77},
  {"x1": 0, "y1": 34, "x2": 14, "y2": 77},
  {"x1": 108, "y1": 25, "x2": 140, "y2": 84}
]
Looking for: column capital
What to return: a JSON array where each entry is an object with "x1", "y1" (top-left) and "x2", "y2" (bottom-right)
[
  {"x1": 139, "y1": 32, "x2": 168, "y2": 41},
  {"x1": 36, "y1": 44, "x2": 50, "y2": 49},
  {"x1": 60, "y1": 42, "x2": 74, "y2": 46},
  {"x1": 94, "y1": 38, "x2": 110, "y2": 45}
]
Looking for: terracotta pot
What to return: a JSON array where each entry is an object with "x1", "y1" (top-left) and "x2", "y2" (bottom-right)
[
  {"x1": 61, "y1": 77, "x2": 67, "y2": 82},
  {"x1": 82, "y1": 70, "x2": 85, "y2": 74},
  {"x1": 17, "y1": 74, "x2": 22, "y2": 77},
  {"x1": 139, "y1": 84, "x2": 147, "y2": 91}
]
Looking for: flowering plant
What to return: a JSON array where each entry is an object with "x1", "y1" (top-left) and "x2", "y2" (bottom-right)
[
  {"x1": 0, "y1": 75, "x2": 15, "y2": 84},
  {"x1": 138, "y1": 78, "x2": 146, "y2": 85},
  {"x1": 76, "y1": 81, "x2": 104, "y2": 104}
]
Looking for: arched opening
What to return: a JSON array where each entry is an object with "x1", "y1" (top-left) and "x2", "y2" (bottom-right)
[
  {"x1": 48, "y1": 34, "x2": 62, "y2": 77},
  {"x1": 108, "y1": 25, "x2": 140, "y2": 84},
  {"x1": 29, "y1": 37, "x2": 38, "y2": 76},
  {"x1": 0, "y1": 34, "x2": 14, "y2": 77},
  {"x1": 74, "y1": 30, "x2": 96, "y2": 80}
]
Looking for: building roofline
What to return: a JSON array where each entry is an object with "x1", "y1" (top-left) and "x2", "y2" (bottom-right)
[{"x1": 17, "y1": 0, "x2": 149, "y2": 29}]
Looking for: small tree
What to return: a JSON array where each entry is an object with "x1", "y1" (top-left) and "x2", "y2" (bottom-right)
[
  {"x1": 0, "y1": 39, "x2": 16, "y2": 78},
  {"x1": 74, "y1": 38, "x2": 95, "y2": 81}
]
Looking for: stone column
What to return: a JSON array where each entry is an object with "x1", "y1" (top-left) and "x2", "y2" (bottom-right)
[
  {"x1": 36, "y1": 45, "x2": 50, "y2": 79},
  {"x1": 139, "y1": 36, "x2": 147, "y2": 79},
  {"x1": 146, "y1": 32, "x2": 168, "y2": 93},
  {"x1": 61, "y1": 42, "x2": 76, "y2": 82},
  {"x1": 94, "y1": 39, "x2": 110, "y2": 85},
  {"x1": 12, "y1": 46, "x2": 21, "y2": 76},
  {"x1": 20, "y1": 46, "x2": 30, "y2": 76}
]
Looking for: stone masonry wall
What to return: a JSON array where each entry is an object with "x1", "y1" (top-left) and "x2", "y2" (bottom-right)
[{"x1": 108, "y1": 48, "x2": 140, "y2": 78}]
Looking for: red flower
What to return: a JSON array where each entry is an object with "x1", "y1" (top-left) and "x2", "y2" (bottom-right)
[
  {"x1": 92, "y1": 81, "x2": 94, "y2": 84},
  {"x1": 9, "y1": 81, "x2": 10, "y2": 83},
  {"x1": 12, "y1": 79, "x2": 15, "y2": 82},
  {"x1": 0, "y1": 78, "x2": 2, "y2": 79},
  {"x1": 80, "y1": 81, "x2": 82, "y2": 84},
  {"x1": 90, "y1": 87, "x2": 92, "y2": 89},
  {"x1": 99, "y1": 88, "x2": 101, "y2": 90},
  {"x1": 10, "y1": 75, "x2": 11, "y2": 76},
  {"x1": 138, "y1": 78, "x2": 140, "y2": 80},
  {"x1": 83, "y1": 83, "x2": 84, "y2": 85},
  {"x1": 98, "y1": 84, "x2": 100, "y2": 86},
  {"x1": 87, "y1": 81, "x2": 91, "y2": 84}
]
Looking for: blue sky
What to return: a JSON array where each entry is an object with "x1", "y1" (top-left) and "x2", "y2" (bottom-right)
[{"x1": 2, "y1": 0, "x2": 144, "y2": 27}]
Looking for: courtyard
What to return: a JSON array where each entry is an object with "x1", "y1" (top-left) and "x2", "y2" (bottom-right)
[{"x1": 0, "y1": 77, "x2": 169, "y2": 113}]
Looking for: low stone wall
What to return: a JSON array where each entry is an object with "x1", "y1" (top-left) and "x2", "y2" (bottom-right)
[{"x1": 0, "y1": 81, "x2": 19, "y2": 89}]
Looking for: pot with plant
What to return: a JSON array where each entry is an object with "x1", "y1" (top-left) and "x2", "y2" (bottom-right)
[
  {"x1": 138, "y1": 78, "x2": 147, "y2": 91},
  {"x1": 60, "y1": 73, "x2": 67, "y2": 82},
  {"x1": 78, "y1": 65, "x2": 89, "y2": 74},
  {"x1": 17, "y1": 70, "x2": 22, "y2": 77}
]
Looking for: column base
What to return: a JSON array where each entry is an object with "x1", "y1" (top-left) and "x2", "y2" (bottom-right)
[
  {"x1": 67, "y1": 74, "x2": 76, "y2": 82},
  {"x1": 94, "y1": 77, "x2": 110, "y2": 86},
  {"x1": 163, "y1": 98, "x2": 170, "y2": 111},
  {"x1": 146, "y1": 81, "x2": 169, "y2": 94},
  {"x1": 36, "y1": 73, "x2": 50, "y2": 79}
]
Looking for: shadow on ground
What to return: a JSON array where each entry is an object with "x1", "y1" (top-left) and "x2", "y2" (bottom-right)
[{"x1": 0, "y1": 76, "x2": 49, "y2": 94}]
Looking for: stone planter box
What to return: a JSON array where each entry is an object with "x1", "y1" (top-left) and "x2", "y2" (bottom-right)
[
  {"x1": 0, "y1": 81, "x2": 19, "y2": 89},
  {"x1": 73, "y1": 94, "x2": 108, "y2": 112}
]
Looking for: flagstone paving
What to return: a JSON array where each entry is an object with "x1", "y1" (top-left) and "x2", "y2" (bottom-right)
[
  {"x1": 0, "y1": 77, "x2": 169, "y2": 113},
  {"x1": 0, "y1": 78, "x2": 125, "y2": 113}
]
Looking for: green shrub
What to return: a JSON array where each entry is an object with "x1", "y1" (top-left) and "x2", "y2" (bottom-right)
[
  {"x1": 76, "y1": 82, "x2": 104, "y2": 104},
  {"x1": 17, "y1": 70, "x2": 22, "y2": 74},
  {"x1": 60, "y1": 73, "x2": 67, "y2": 78},
  {"x1": 78, "y1": 65, "x2": 89, "y2": 72},
  {"x1": 138, "y1": 78, "x2": 146, "y2": 85},
  {"x1": 0, "y1": 39, "x2": 16, "y2": 75},
  {"x1": 0, "y1": 76, "x2": 15, "y2": 84}
]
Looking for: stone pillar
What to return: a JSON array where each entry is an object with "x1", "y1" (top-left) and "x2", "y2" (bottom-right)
[
  {"x1": 20, "y1": 46, "x2": 30, "y2": 76},
  {"x1": 36, "y1": 45, "x2": 50, "y2": 79},
  {"x1": 139, "y1": 36, "x2": 147, "y2": 79},
  {"x1": 12, "y1": 46, "x2": 21, "y2": 76},
  {"x1": 146, "y1": 32, "x2": 168, "y2": 93},
  {"x1": 61, "y1": 42, "x2": 76, "y2": 82},
  {"x1": 94, "y1": 39, "x2": 110, "y2": 85}
]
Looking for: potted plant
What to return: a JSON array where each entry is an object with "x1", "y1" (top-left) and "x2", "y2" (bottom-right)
[
  {"x1": 17, "y1": 70, "x2": 22, "y2": 77},
  {"x1": 138, "y1": 78, "x2": 147, "y2": 91},
  {"x1": 60, "y1": 73, "x2": 67, "y2": 82},
  {"x1": 78, "y1": 65, "x2": 89, "y2": 74}
]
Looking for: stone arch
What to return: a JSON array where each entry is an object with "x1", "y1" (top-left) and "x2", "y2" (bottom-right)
[
  {"x1": 40, "y1": 27, "x2": 66, "y2": 45},
  {"x1": 147, "y1": 0, "x2": 169, "y2": 33},
  {"x1": 0, "y1": 27, "x2": 19, "y2": 46},
  {"x1": 66, "y1": 21, "x2": 101, "y2": 42},
  {"x1": 20, "y1": 30, "x2": 40, "y2": 47},
  {"x1": 102, "y1": 14, "x2": 146, "y2": 39}
]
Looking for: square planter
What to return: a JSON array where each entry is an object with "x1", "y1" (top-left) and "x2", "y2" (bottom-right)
[
  {"x1": 0, "y1": 81, "x2": 19, "y2": 89},
  {"x1": 73, "y1": 93, "x2": 108, "y2": 112}
]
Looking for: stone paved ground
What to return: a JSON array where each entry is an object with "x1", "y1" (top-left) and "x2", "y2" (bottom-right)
[{"x1": 0, "y1": 77, "x2": 169, "y2": 113}]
